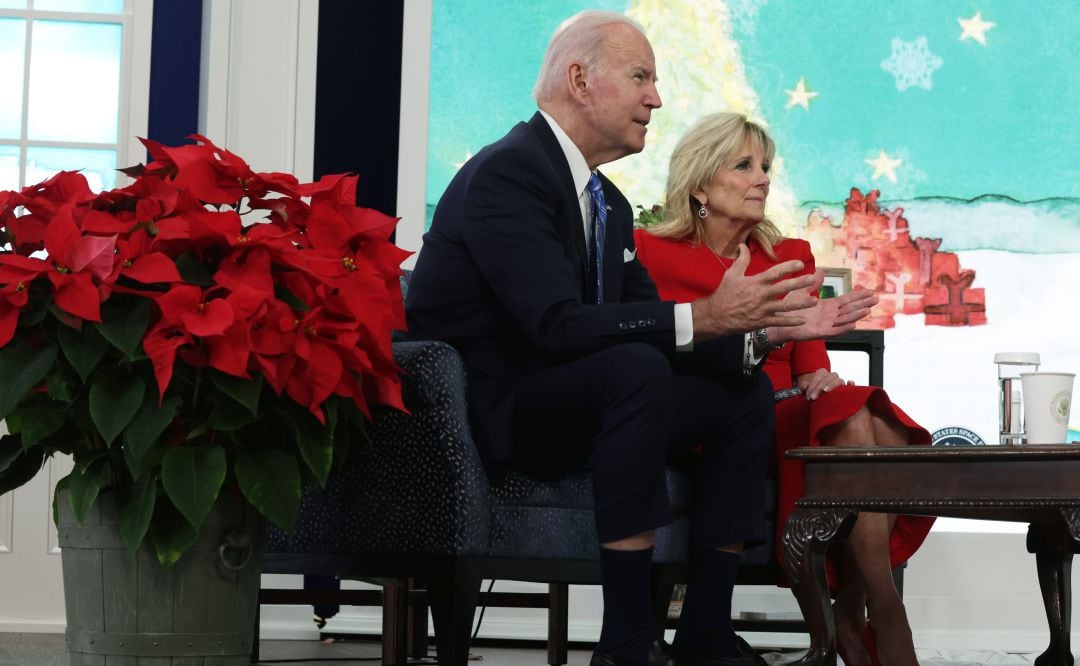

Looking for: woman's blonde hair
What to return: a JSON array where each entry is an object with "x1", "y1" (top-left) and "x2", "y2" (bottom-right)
[{"x1": 648, "y1": 113, "x2": 783, "y2": 256}]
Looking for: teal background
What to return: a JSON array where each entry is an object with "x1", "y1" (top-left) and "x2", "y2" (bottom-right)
[
  {"x1": 742, "y1": 0, "x2": 1079, "y2": 202},
  {"x1": 427, "y1": 1, "x2": 1080, "y2": 206},
  {"x1": 427, "y1": 0, "x2": 627, "y2": 207}
]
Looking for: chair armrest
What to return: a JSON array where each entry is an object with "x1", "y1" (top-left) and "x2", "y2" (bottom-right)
[
  {"x1": 825, "y1": 330, "x2": 884, "y2": 388},
  {"x1": 268, "y1": 340, "x2": 491, "y2": 557}
]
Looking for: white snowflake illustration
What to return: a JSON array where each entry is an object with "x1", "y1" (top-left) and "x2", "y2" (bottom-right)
[
  {"x1": 880, "y1": 37, "x2": 943, "y2": 91},
  {"x1": 727, "y1": 0, "x2": 768, "y2": 36}
]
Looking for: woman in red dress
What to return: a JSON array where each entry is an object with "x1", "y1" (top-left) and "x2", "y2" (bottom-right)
[{"x1": 635, "y1": 113, "x2": 931, "y2": 666}]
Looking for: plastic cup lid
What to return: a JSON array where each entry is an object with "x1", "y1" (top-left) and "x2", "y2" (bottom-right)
[{"x1": 994, "y1": 352, "x2": 1040, "y2": 365}]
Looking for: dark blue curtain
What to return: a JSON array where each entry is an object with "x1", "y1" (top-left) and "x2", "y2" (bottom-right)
[
  {"x1": 147, "y1": 0, "x2": 202, "y2": 150},
  {"x1": 314, "y1": 0, "x2": 405, "y2": 215}
]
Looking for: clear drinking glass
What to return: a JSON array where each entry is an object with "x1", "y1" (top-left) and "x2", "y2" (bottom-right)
[{"x1": 995, "y1": 352, "x2": 1040, "y2": 444}]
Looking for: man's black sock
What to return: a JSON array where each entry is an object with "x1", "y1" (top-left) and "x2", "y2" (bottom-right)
[
  {"x1": 595, "y1": 546, "x2": 657, "y2": 665},
  {"x1": 672, "y1": 548, "x2": 739, "y2": 658}
]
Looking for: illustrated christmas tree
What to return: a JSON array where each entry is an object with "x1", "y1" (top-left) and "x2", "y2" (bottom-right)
[{"x1": 607, "y1": 0, "x2": 801, "y2": 231}]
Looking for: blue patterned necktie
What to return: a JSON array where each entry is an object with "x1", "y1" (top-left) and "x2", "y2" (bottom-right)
[{"x1": 587, "y1": 173, "x2": 607, "y2": 304}]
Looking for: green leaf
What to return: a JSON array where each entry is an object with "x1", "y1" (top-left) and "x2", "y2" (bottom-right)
[
  {"x1": 21, "y1": 288, "x2": 49, "y2": 326},
  {"x1": 2, "y1": 411, "x2": 18, "y2": 435},
  {"x1": 123, "y1": 395, "x2": 181, "y2": 477},
  {"x1": 52, "y1": 476, "x2": 69, "y2": 527},
  {"x1": 207, "y1": 402, "x2": 257, "y2": 431},
  {"x1": 274, "y1": 284, "x2": 311, "y2": 312},
  {"x1": 161, "y1": 445, "x2": 226, "y2": 531},
  {"x1": 343, "y1": 402, "x2": 371, "y2": 455},
  {"x1": 0, "y1": 441, "x2": 45, "y2": 496},
  {"x1": 291, "y1": 412, "x2": 333, "y2": 486},
  {"x1": 46, "y1": 369, "x2": 74, "y2": 402},
  {"x1": 174, "y1": 253, "x2": 214, "y2": 286},
  {"x1": 0, "y1": 339, "x2": 58, "y2": 422},
  {"x1": 89, "y1": 377, "x2": 145, "y2": 446},
  {"x1": 210, "y1": 372, "x2": 262, "y2": 415},
  {"x1": 95, "y1": 298, "x2": 151, "y2": 360},
  {"x1": 68, "y1": 395, "x2": 94, "y2": 434},
  {"x1": 0, "y1": 435, "x2": 22, "y2": 474},
  {"x1": 15, "y1": 402, "x2": 66, "y2": 447},
  {"x1": 149, "y1": 496, "x2": 198, "y2": 567},
  {"x1": 66, "y1": 457, "x2": 111, "y2": 524},
  {"x1": 332, "y1": 401, "x2": 367, "y2": 467},
  {"x1": 57, "y1": 324, "x2": 109, "y2": 383},
  {"x1": 119, "y1": 474, "x2": 157, "y2": 555},
  {"x1": 236, "y1": 449, "x2": 300, "y2": 534}
]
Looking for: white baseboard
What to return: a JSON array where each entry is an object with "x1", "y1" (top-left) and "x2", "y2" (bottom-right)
[
  {"x1": 258, "y1": 620, "x2": 321, "y2": 641},
  {"x1": 0, "y1": 619, "x2": 65, "y2": 633}
]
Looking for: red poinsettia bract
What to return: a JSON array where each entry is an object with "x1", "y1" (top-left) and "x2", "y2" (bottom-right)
[{"x1": 0, "y1": 134, "x2": 407, "y2": 423}]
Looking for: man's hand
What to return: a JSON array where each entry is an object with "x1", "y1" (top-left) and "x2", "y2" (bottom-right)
[
  {"x1": 690, "y1": 243, "x2": 822, "y2": 341},
  {"x1": 769, "y1": 286, "x2": 878, "y2": 344}
]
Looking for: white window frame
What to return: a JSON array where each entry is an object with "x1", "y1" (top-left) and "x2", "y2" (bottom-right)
[{"x1": 0, "y1": 0, "x2": 152, "y2": 189}]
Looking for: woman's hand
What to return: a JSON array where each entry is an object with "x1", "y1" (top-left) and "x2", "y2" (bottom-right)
[
  {"x1": 796, "y1": 369, "x2": 853, "y2": 401},
  {"x1": 768, "y1": 286, "x2": 878, "y2": 344}
]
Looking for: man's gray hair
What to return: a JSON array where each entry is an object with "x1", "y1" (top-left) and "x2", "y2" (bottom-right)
[{"x1": 532, "y1": 10, "x2": 646, "y2": 103}]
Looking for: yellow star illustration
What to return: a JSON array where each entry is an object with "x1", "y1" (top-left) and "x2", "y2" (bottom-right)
[
  {"x1": 866, "y1": 151, "x2": 902, "y2": 183},
  {"x1": 958, "y1": 11, "x2": 996, "y2": 45},
  {"x1": 785, "y1": 77, "x2": 819, "y2": 110}
]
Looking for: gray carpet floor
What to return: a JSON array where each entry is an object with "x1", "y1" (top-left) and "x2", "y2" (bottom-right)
[{"x1": 0, "y1": 633, "x2": 1052, "y2": 665}]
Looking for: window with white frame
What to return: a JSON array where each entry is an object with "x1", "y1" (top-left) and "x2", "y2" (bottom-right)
[{"x1": 0, "y1": 0, "x2": 150, "y2": 194}]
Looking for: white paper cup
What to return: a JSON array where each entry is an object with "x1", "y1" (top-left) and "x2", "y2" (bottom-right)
[{"x1": 1020, "y1": 372, "x2": 1074, "y2": 444}]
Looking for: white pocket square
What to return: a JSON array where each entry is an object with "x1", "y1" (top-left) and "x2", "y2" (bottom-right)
[{"x1": 623, "y1": 247, "x2": 637, "y2": 263}]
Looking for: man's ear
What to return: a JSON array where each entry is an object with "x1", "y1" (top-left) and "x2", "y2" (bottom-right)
[{"x1": 568, "y1": 62, "x2": 589, "y2": 102}]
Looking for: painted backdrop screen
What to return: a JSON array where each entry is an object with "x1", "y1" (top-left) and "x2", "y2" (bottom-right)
[{"x1": 425, "y1": 1, "x2": 1080, "y2": 497}]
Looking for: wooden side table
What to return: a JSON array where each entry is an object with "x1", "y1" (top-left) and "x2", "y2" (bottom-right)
[{"x1": 780, "y1": 444, "x2": 1080, "y2": 666}]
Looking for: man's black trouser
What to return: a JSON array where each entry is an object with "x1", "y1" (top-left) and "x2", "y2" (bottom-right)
[{"x1": 510, "y1": 342, "x2": 773, "y2": 549}]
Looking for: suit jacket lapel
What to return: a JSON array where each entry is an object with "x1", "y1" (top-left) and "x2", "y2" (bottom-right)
[{"x1": 527, "y1": 113, "x2": 589, "y2": 273}]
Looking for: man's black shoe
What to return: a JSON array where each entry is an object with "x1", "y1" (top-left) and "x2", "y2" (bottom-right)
[
  {"x1": 667, "y1": 636, "x2": 767, "y2": 666},
  {"x1": 735, "y1": 636, "x2": 768, "y2": 666},
  {"x1": 589, "y1": 639, "x2": 677, "y2": 666}
]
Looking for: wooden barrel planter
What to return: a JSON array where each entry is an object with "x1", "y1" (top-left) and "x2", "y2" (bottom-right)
[{"x1": 57, "y1": 491, "x2": 264, "y2": 665}]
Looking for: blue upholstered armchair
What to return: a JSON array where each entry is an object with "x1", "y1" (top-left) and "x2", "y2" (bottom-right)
[{"x1": 262, "y1": 331, "x2": 886, "y2": 666}]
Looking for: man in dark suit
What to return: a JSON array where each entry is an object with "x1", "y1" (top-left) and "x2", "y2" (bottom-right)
[{"x1": 407, "y1": 10, "x2": 873, "y2": 666}]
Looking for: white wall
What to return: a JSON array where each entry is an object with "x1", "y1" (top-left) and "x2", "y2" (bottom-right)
[{"x1": 199, "y1": 0, "x2": 317, "y2": 179}]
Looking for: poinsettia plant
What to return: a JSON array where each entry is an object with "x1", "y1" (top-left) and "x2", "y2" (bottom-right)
[{"x1": 0, "y1": 135, "x2": 408, "y2": 565}]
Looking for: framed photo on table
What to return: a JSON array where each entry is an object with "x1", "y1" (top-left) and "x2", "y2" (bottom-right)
[{"x1": 820, "y1": 267, "x2": 852, "y2": 299}]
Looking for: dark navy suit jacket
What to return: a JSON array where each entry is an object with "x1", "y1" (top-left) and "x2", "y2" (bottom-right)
[{"x1": 406, "y1": 113, "x2": 744, "y2": 463}]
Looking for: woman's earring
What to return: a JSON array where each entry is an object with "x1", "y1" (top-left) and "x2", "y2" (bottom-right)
[{"x1": 697, "y1": 203, "x2": 708, "y2": 219}]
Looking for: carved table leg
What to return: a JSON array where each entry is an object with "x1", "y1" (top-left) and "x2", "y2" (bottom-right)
[
  {"x1": 781, "y1": 507, "x2": 857, "y2": 666},
  {"x1": 1028, "y1": 511, "x2": 1080, "y2": 666}
]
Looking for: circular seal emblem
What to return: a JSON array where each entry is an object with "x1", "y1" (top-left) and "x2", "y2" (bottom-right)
[
  {"x1": 931, "y1": 426, "x2": 986, "y2": 447},
  {"x1": 1050, "y1": 390, "x2": 1071, "y2": 425}
]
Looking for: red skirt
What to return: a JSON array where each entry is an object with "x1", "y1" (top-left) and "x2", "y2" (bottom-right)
[{"x1": 773, "y1": 385, "x2": 934, "y2": 586}]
